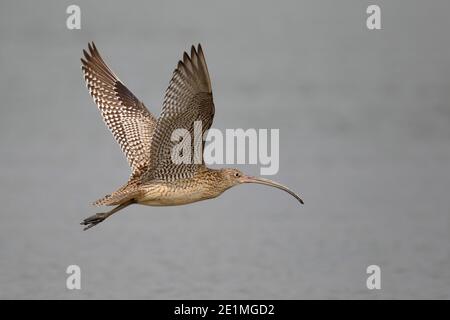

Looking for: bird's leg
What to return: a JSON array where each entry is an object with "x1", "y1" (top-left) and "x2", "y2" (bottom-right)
[{"x1": 81, "y1": 200, "x2": 135, "y2": 231}]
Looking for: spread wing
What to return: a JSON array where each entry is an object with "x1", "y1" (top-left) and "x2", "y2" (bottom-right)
[
  {"x1": 144, "y1": 44, "x2": 214, "y2": 181},
  {"x1": 81, "y1": 42, "x2": 157, "y2": 176}
]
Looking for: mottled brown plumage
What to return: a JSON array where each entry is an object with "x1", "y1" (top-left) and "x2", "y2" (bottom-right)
[{"x1": 80, "y1": 42, "x2": 303, "y2": 230}]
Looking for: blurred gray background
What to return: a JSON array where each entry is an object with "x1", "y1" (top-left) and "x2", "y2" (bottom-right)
[{"x1": 0, "y1": 0, "x2": 449, "y2": 299}]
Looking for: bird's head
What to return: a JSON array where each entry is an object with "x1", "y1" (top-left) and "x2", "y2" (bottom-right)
[{"x1": 219, "y1": 168, "x2": 304, "y2": 204}]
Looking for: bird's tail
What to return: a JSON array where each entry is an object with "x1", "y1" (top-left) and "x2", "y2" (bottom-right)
[
  {"x1": 92, "y1": 181, "x2": 141, "y2": 206},
  {"x1": 92, "y1": 194, "x2": 115, "y2": 206}
]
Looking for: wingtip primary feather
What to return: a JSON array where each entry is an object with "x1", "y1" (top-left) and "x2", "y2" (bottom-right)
[{"x1": 82, "y1": 49, "x2": 91, "y2": 61}]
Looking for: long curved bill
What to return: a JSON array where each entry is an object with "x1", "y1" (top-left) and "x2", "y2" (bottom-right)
[{"x1": 241, "y1": 176, "x2": 304, "y2": 204}]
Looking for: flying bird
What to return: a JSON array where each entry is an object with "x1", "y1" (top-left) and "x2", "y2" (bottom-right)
[{"x1": 80, "y1": 42, "x2": 303, "y2": 230}]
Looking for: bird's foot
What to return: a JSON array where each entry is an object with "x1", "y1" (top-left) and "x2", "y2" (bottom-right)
[{"x1": 81, "y1": 212, "x2": 109, "y2": 231}]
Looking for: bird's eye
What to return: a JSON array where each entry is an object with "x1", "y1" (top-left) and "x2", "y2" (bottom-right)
[{"x1": 234, "y1": 172, "x2": 240, "y2": 177}]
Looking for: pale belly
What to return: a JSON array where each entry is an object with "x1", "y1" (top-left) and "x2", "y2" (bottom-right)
[{"x1": 136, "y1": 184, "x2": 221, "y2": 206}]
